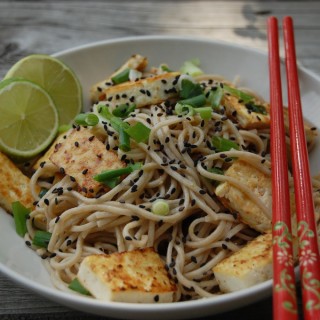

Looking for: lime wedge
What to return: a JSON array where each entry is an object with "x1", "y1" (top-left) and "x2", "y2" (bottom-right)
[
  {"x1": 4, "y1": 54, "x2": 82, "y2": 125},
  {"x1": 0, "y1": 79, "x2": 59, "y2": 159}
]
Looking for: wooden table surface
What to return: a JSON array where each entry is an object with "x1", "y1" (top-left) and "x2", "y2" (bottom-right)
[{"x1": 0, "y1": 1, "x2": 319, "y2": 319}]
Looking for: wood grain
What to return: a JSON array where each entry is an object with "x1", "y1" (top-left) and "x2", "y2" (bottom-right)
[{"x1": 0, "y1": 1, "x2": 318, "y2": 319}]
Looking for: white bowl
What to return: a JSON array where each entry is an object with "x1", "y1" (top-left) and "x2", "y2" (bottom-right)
[{"x1": 1, "y1": 36, "x2": 320, "y2": 319}]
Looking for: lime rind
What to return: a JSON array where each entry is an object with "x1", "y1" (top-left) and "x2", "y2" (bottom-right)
[
  {"x1": 0, "y1": 79, "x2": 59, "y2": 159},
  {"x1": 4, "y1": 54, "x2": 83, "y2": 125}
]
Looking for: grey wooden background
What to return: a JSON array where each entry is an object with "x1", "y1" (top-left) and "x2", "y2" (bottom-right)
[{"x1": 1, "y1": 1, "x2": 319, "y2": 319}]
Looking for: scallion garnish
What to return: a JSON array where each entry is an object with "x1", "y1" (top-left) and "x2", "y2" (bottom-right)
[
  {"x1": 125, "y1": 122, "x2": 151, "y2": 143},
  {"x1": 180, "y1": 58, "x2": 203, "y2": 77},
  {"x1": 175, "y1": 103, "x2": 195, "y2": 116},
  {"x1": 58, "y1": 124, "x2": 72, "y2": 134},
  {"x1": 223, "y1": 84, "x2": 254, "y2": 103},
  {"x1": 160, "y1": 64, "x2": 172, "y2": 72},
  {"x1": 12, "y1": 201, "x2": 30, "y2": 237},
  {"x1": 119, "y1": 127, "x2": 131, "y2": 152},
  {"x1": 32, "y1": 230, "x2": 52, "y2": 248},
  {"x1": 180, "y1": 79, "x2": 203, "y2": 99},
  {"x1": 110, "y1": 116, "x2": 130, "y2": 132},
  {"x1": 193, "y1": 106, "x2": 212, "y2": 120},
  {"x1": 111, "y1": 68, "x2": 131, "y2": 84},
  {"x1": 74, "y1": 113, "x2": 99, "y2": 126},
  {"x1": 245, "y1": 102, "x2": 267, "y2": 115},
  {"x1": 180, "y1": 94, "x2": 206, "y2": 107},
  {"x1": 112, "y1": 104, "x2": 136, "y2": 118},
  {"x1": 93, "y1": 162, "x2": 143, "y2": 184},
  {"x1": 208, "y1": 167, "x2": 224, "y2": 175},
  {"x1": 68, "y1": 278, "x2": 91, "y2": 296},
  {"x1": 98, "y1": 104, "x2": 113, "y2": 120},
  {"x1": 212, "y1": 136, "x2": 239, "y2": 152},
  {"x1": 207, "y1": 86, "x2": 224, "y2": 109},
  {"x1": 151, "y1": 199, "x2": 170, "y2": 216}
]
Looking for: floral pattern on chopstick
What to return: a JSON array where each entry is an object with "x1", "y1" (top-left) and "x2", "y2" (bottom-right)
[
  {"x1": 273, "y1": 221, "x2": 298, "y2": 314},
  {"x1": 298, "y1": 221, "x2": 320, "y2": 311}
]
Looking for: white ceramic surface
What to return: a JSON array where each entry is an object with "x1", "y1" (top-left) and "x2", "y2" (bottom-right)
[{"x1": 1, "y1": 36, "x2": 320, "y2": 319}]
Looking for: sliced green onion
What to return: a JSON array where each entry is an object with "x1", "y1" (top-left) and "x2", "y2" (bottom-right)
[
  {"x1": 12, "y1": 201, "x2": 30, "y2": 237},
  {"x1": 160, "y1": 64, "x2": 172, "y2": 72},
  {"x1": 180, "y1": 94, "x2": 206, "y2": 107},
  {"x1": 194, "y1": 106, "x2": 212, "y2": 120},
  {"x1": 58, "y1": 124, "x2": 72, "y2": 134},
  {"x1": 125, "y1": 122, "x2": 151, "y2": 143},
  {"x1": 74, "y1": 113, "x2": 99, "y2": 126},
  {"x1": 111, "y1": 68, "x2": 131, "y2": 84},
  {"x1": 151, "y1": 199, "x2": 170, "y2": 216},
  {"x1": 208, "y1": 167, "x2": 224, "y2": 175},
  {"x1": 180, "y1": 58, "x2": 203, "y2": 77},
  {"x1": 212, "y1": 136, "x2": 239, "y2": 152},
  {"x1": 32, "y1": 230, "x2": 52, "y2": 248},
  {"x1": 119, "y1": 127, "x2": 131, "y2": 152},
  {"x1": 98, "y1": 104, "x2": 113, "y2": 120},
  {"x1": 207, "y1": 86, "x2": 224, "y2": 109},
  {"x1": 223, "y1": 84, "x2": 254, "y2": 103},
  {"x1": 94, "y1": 162, "x2": 143, "y2": 183},
  {"x1": 69, "y1": 278, "x2": 91, "y2": 296},
  {"x1": 245, "y1": 102, "x2": 268, "y2": 115},
  {"x1": 180, "y1": 79, "x2": 203, "y2": 99},
  {"x1": 175, "y1": 103, "x2": 195, "y2": 116},
  {"x1": 103, "y1": 177, "x2": 120, "y2": 188},
  {"x1": 110, "y1": 116, "x2": 130, "y2": 132},
  {"x1": 112, "y1": 104, "x2": 136, "y2": 118}
]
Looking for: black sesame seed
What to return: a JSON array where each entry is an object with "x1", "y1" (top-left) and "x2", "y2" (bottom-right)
[
  {"x1": 154, "y1": 295, "x2": 159, "y2": 302},
  {"x1": 74, "y1": 141, "x2": 79, "y2": 147},
  {"x1": 25, "y1": 240, "x2": 31, "y2": 247},
  {"x1": 44, "y1": 199, "x2": 50, "y2": 206},
  {"x1": 82, "y1": 169, "x2": 88, "y2": 175}
]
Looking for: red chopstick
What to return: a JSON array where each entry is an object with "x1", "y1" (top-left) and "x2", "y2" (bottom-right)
[
  {"x1": 283, "y1": 16, "x2": 320, "y2": 320},
  {"x1": 268, "y1": 16, "x2": 298, "y2": 320}
]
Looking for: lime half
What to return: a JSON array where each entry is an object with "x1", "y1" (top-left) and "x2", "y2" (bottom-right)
[
  {"x1": 0, "y1": 79, "x2": 59, "y2": 159},
  {"x1": 5, "y1": 54, "x2": 82, "y2": 125}
]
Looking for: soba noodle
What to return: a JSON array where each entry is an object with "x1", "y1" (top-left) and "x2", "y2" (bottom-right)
[{"x1": 24, "y1": 65, "x2": 320, "y2": 302}]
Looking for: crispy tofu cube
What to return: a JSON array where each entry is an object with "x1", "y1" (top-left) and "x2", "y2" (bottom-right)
[
  {"x1": 77, "y1": 248, "x2": 177, "y2": 303},
  {"x1": 90, "y1": 54, "x2": 148, "y2": 103},
  {"x1": 33, "y1": 132, "x2": 69, "y2": 175},
  {"x1": 222, "y1": 95, "x2": 270, "y2": 129},
  {"x1": 99, "y1": 72, "x2": 181, "y2": 108},
  {"x1": 49, "y1": 127, "x2": 124, "y2": 197},
  {"x1": 215, "y1": 160, "x2": 272, "y2": 233},
  {"x1": 0, "y1": 152, "x2": 38, "y2": 212},
  {"x1": 213, "y1": 233, "x2": 272, "y2": 293}
]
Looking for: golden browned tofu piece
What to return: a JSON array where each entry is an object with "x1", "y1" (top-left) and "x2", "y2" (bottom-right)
[
  {"x1": 33, "y1": 132, "x2": 69, "y2": 173},
  {"x1": 99, "y1": 72, "x2": 181, "y2": 108},
  {"x1": 215, "y1": 160, "x2": 272, "y2": 233},
  {"x1": 78, "y1": 248, "x2": 177, "y2": 303},
  {"x1": 49, "y1": 128, "x2": 124, "y2": 197},
  {"x1": 213, "y1": 233, "x2": 272, "y2": 292},
  {"x1": 0, "y1": 152, "x2": 38, "y2": 212},
  {"x1": 222, "y1": 95, "x2": 270, "y2": 129},
  {"x1": 90, "y1": 54, "x2": 148, "y2": 102}
]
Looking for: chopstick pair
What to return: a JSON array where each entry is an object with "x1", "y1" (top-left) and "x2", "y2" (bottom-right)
[{"x1": 268, "y1": 16, "x2": 320, "y2": 320}]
